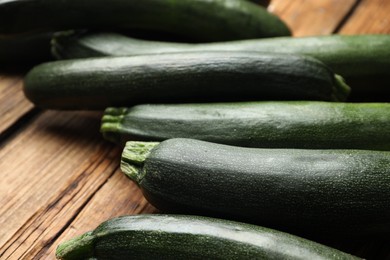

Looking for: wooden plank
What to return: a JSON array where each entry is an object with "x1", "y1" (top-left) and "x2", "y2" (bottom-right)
[
  {"x1": 0, "y1": 74, "x2": 34, "y2": 136},
  {"x1": 1, "y1": 149, "x2": 122, "y2": 260},
  {"x1": 40, "y1": 170, "x2": 157, "y2": 259},
  {"x1": 269, "y1": 0, "x2": 358, "y2": 36},
  {"x1": 0, "y1": 111, "x2": 117, "y2": 258},
  {"x1": 340, "y1": 0, "x2": 390, "y2": 34}
]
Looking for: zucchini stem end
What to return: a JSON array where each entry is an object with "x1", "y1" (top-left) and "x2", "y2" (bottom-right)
[
  {"x1": 121, "y1": 141, "x2": 159, "y2": 183},
  {"x1": 56, "y1": 231, "x2": 94, "y2": 260}
]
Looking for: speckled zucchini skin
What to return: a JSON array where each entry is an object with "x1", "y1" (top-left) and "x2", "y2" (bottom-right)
[
  {"x1": 23, "y1": 52, "x2": 349, "y2": 110},
  {"x1": 121, "y1": 139, "x2": 390, "y2": 235},
  {"x1": 52, "y1": 33, "x2": 390, "y2": 79},
  {"x1": 56, "y1": 214, "x2": 360, "y2": 260},
  {"x1": 0, "y1": 0, "x2": 290, "y2": 41},
  {"x1": 101, "y1": 101, "x2": 390, "y2": 150}
]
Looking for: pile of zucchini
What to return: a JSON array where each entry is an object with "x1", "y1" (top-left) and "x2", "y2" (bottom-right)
[{"x1": 2, "y1": 0, "x2": 389, "y2": 259}]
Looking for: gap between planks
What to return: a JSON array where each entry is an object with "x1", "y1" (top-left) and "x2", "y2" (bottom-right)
[
  {"x1": 1, "y1": 147, "x2": 121, "y2": 259},
  {"x1": 269, "y1": 0, "x2": 359, "y2": 36},
  {"x1": 340, "y1": 0, "x2": 390, "y2": 34},
  {"x1": 0, "y1": 111, "x2": 114, "y2": 255}
]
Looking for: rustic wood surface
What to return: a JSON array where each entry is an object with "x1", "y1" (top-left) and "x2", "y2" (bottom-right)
[
  {"x1": 0, "y1": 74, "x2": 33, "y2": 137},
  {"x1": 340, "y1": 0, "x2": 390, "y2": 34},
  {"x1": 270, "y1": 0, "x2": 358, "y2": 36},
  {"x1": 0, "y1": 0, "x2": 389, "y2": 259}
]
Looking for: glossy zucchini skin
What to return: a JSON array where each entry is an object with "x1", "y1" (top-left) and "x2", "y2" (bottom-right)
[
  {"x1": 56, "y1": 214, "x2": 360, "y2": 260},
  {"x1": 0, "y1": 0, "x2": 290, "y2": 41},
  {"x1": 24, "y1": 52, "x2": 349, "y2": 110},
  {"x1": 121, "y1": 139, "x2": 390, "y2": 235},
  {"x1": 52, "y1": 32, "x2": 390, "y2": 79},
  {"x1": 101, "y1": 102, "x2": 390, "y2": 150}
]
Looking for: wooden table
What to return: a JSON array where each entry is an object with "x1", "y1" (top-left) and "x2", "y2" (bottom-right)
[{"x1": 0, "y1": 0, "x2": 389, "y2": 259}]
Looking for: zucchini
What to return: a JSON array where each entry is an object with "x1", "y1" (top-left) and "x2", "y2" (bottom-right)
[
  {"x1": 101, "y1": 102, "x2": 390, "y2": 150},
  {"x1": 121, "y1": 139, "x2": 390, "y2": 235},
  {"x1": 24, "y1": 52, "x2": 349, "y2": 110},
  {"x1": 56, "y1": 214, "x2": 360, "y2": 259},
  {"x1": 52, "y1": 32, "x2": 390, "y2": 80},
  {"x1": 53, "y1": 32, "x2": 390, "y2": 100},
  {"x1": 0, "y1": 0, "x2": 290, "y2": 41}
]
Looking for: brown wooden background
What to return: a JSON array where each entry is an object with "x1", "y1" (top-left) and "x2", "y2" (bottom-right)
[{"x1": 0, "y1": 0, "x2": 389, "y2": 259}]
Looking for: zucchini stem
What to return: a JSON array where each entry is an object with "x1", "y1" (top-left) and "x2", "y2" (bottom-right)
[
  {"x1": 100, "y1": 108, "x2": 129, "y2": 144},
  {"x1": 332, "y1": 74, "x2": 351, "y2": 101},
  {"x1": 56, "y1": 231, "x2": 94, "y2": 260},
  {"x1": 121, "y1": 141, "x2": 159, "y2": 183}
]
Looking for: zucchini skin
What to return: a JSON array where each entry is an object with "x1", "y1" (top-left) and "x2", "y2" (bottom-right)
[
  {"x1": 121, "y1": 139, "x2": 390, "y2": 235},
  {"x1": 23, "y1": 52, "x2": 349, "y2": 110},
  {"x1": 56, "y1": 214, "x2": 360, "y2": 260},
  {"x1": 52, "y1": 32, "x2": 390, "y2": 79},
  {"x1": 0, "y1": 0, "x2": 290, "y2": 41},
  {"x1": 101, "y1": 102, "x2": 390, "y2": 150}
]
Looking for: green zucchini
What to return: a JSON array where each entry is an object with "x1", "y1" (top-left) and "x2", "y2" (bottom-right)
[
  {"x1": 24, "y1": 52, "x2": 349, "y2": 110},
  {"x1": 56, "y1": 214, "x2": 360, "y2": 259},
  {"x1": 101, "y1": 101, "x2": 390, "y2": 150},
  {"x1": 51, "y1": 32, "x2": 390, "y2": 78},
  {"x1": 0, "y1": 0, "x2": 290, "y2": 41},
  {"x1": 52, "y1": 32, "x2": 390, "y2": 81},
  {"x1": 121, "y1": 139, "x2": 390, "y2": 235}
]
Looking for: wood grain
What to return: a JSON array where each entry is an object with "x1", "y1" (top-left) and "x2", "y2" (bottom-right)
[
  {"x1": 0, "y1": 111, "x2": 116, "y2": 258},
  {"x1": 269, "y1": 0, "x2": 358, "y2": 36},
  {"x1": 340, "y1": 0, "x2": 390, "y2": 34},
  {"x1": 1, "y1": 149, "x2": 122, "y2": 260},
  {"x1": 0, "y1": 74, "x2": 34, "y2": 136},
  {"x1": 41, "y1": 170, "x2": 157, "y2": 259}
]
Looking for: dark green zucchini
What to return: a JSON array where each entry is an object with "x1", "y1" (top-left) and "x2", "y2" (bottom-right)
[
  {"x1": 121, "y1": 139, "x2": 390, "y2": 235},
  {"x1": 0, "y1": 0, "x2": 290, "y2": 41},
  {"x1": 51, "y1": 32, "x2": 390, "y2": 79},
  {"x1": 52, "y1": 32, "x2": 390, "y2": 100},
  {"x1": 23, "y1": 52, "x2": 350, "y2": 110},
  {"x1": 56, "y1": 214, "x2": 360, "y2": 260},
  {"x1": 101, "y1": 102, "x2": 390, "y2": 150}
]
